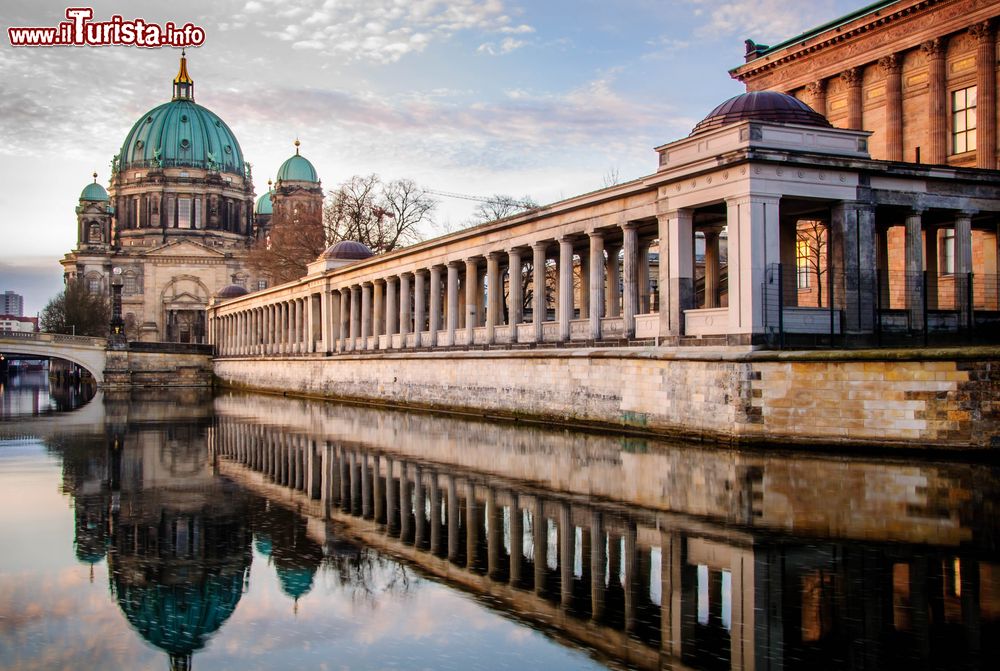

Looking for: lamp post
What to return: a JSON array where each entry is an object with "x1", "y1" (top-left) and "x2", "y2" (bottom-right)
[{"x1": 110, "y1": 267, "x2": 126, "y2": 349}]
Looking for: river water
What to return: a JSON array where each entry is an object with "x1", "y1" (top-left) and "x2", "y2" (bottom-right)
[{"x1": 1, "y1": 373, "x2": 998, "y2": 670}]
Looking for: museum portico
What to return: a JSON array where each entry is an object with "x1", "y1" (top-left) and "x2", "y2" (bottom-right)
[{"x1": 208, "y1": 91, "x2": 1000, "y2": 356}]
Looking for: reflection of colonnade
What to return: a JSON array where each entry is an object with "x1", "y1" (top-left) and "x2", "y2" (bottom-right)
[{"x1": 210, "y1": 418, "x2": 1000, "y2": 670}]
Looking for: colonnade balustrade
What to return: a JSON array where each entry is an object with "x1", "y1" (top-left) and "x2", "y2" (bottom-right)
[{"x1": 211, "y1": 222, "x2": 662, "y2": 357}]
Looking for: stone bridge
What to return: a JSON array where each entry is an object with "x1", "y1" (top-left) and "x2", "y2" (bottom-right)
[{"x1": 0, "y1": 331, "x2": 107, "y2": 384}]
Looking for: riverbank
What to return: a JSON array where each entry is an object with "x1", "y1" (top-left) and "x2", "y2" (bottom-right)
[{"x1": 213, "y1": 345, "x2": 1000, "y2": 450}]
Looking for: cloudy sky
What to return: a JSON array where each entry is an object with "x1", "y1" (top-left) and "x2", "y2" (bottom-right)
[{"x1": 0, "y1": 0, "x2": 860, "y2": 314}]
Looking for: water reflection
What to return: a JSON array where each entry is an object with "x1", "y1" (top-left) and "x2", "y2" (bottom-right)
[
  {"x1": 211, "y1": 392, "x2": 1000, "y2": 671},
  {"x1": 0, "y1": 370, "x2": 95, "y2": 417}
]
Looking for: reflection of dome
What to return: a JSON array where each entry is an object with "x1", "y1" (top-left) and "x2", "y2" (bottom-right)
[
  {"x1": 118, "y1": 55, "x2": 246, "y2": 176},
  {"x1": 80, "y1": 176, "x2": 109, "y2": 202},
  {"x1": 276, "y1": 566, "x2": 315, "y2": 601},
  {"x1": 322, "y1": 240, "x2": 374, "y2": 261},
  {"x1": 691, "y1": 91, "x2": 831, "y2": 135},
  {"x1": 254, "y1": 190, "x2": 273, "y2": 215},
  {"x1": 113, "y1": 570, "x2": 245, "y2": 668},
  {"x1": 276, "y1": 141, "x2": 318, "y2": 183},
  {"x1": 216, "y1": 284, "x2": 249, "y2": 300}
]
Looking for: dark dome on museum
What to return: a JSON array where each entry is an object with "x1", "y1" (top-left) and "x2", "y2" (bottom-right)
[
  {"x1": 216, "y1": 284, "x2": 249, "y2": 300},
  {"x1": 117, "y1": 53, "x2": 246, "y2": 176},
  {"x1": 691, "y1": 91, "x2": 831, "y2": 135},
  {"x1": 322, "y1": 240, "x2": 374, "y2": 261}
]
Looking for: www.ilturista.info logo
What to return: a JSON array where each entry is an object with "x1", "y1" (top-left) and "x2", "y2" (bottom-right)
[{"x1": 8, "y1": 7, "x2": 206, "y2": 48}]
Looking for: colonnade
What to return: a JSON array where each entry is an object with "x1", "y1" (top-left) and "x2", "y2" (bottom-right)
[{"x1": 213, "y1": 223, "x2": 660, "y2": 356}]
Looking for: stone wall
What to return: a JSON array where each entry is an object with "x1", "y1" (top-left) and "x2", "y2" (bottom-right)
[
  {"x1": 213, "y1": 346, "x2": 1000, "y2": 449},
  {"x1": 105, "y1": 347, "x2": 213, "y2": 388}
]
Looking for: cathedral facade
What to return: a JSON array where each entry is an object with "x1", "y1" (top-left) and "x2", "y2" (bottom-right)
[{"x1": 60, "y1": 53, "x2": 321, "y2": 343}]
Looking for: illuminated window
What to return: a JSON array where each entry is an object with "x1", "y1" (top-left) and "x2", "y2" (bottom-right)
[
  {"x1": 952, "y1": 86, "x2": 977, "y2": 154},
  {"x1": 796, "y1": 239, "x2": 811, "y2": 288},
  {"x1": 941, "y1": 229, "x2": 955, "y2": 275},
  {"x1": 256, "y1": 279, "x2": 268, "y2": 290}
]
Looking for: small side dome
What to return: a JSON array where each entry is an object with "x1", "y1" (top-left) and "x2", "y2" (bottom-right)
[
  {"x1": 81, "y1": 173, "x2": 109, "y2": 201},
  {"x1": 216, "y1": 284, "x2": 249, "y2": 299},
  {"x1": 276, "y1": 140, "x2": 318, "y2": 183},
  {"x1": 691, "y1": 91, "x2": 831, "y2": 135},
  {"x1": 255, "y1": 191, "x2": 272, "y2": 215},
  {"x1": 322, "y1": 240, "x2": 374, "y2": 261}
]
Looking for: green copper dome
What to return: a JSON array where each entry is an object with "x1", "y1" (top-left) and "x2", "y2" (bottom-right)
[
  {"x1": 276, "y1": 141, "x2": 319, "y2": 183},
  {"x1": 116, "y1": 55, "x2": 246, "y2": 177},
  {"x1": 80, "y1": 179, "x2": 109, "y2": 202},
  {"x1": 255, "y1": 190, "x2": 273, "y2": 215}
]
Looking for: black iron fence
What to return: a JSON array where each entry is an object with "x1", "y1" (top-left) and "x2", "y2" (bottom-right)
[{"x1": 761, "y1": 263, "x2": 1000, "y2": 349}]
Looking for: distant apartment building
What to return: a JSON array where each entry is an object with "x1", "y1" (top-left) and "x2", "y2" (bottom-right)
[
  {"x1": 1, "y1": 291, "x2": 24, "y2": 317},
  {"x1": 0, "y1": 315, "x2": 38, "y2": 333}
]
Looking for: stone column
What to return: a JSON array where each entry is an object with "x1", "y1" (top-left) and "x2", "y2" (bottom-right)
[
  {"x1": 373, "y1": 280, "x2": 384, "y2": 343},
  {"x1": 446, "y1": 262, "x2": 459, "y2": 346},
  {"x1": 533, "y1": 242, "x2": 547, "y2": 341},
  {"x1": 623, "y1": 523, "x2": 638, "y2": 633},
  {"x1": 704, "y1": 229, "x2": 721, "y2": 308},
  {"x1": 373, "y1": 455, "x2": 384, "y2": 524},
  {"x1": 399, "y1": 463, "x2": 412, "y2": 543},
  {"x1": 922, "y1": 38, "x2": 948, "y2": 164},
  {"x1": 533, "y1": 501, "x2": 546, "y2": 595},
  {"x1": 806, "y1": 79, "x2": 826, "y2": 117},
  {"x1": 337, "y1": 291, "x2": 348, "y2": 352},
  {"x1": 973, "y1": 22, "x2": 997, "y2": 169},
  {"x1": 360, "y1": 282, "x2": 372, "y2": 350},
  {"x1": 830, "y1": 202, "x2": 877, "y2": 333},
  {"x1": 558, "y1": 237, "x2": 574, "y2": 341},
  {"x1": 841, "y1": 68, "x2": 863, "y2": 131},
  {"x1": 579, "y1": 251, "x2": 590, "y2": 319},
  {"x1": 588, "y1": 231, "x2": 605, "y2": 340},
  {"x1": 466, "y1": 485, "x2": 480, "y2": 571},
  {"x1": 607, "y1": 243, "x2": 622, "y2": 318},
  {"x1": 385, "y1": 457, "x2": 398, "y2": 535},
  {"x1": 331, "y1": 291, "x2": 342, "y2": 353},
  {"x1": 399, "y1": 273, "x2": 411, "y2": 342},
  {"x1": 956, "y1": 210, "x2": 975, "y2": 323},
  {"x1": 465, "y1": 258, "x2": 479, "y2": 344},
  {"x1": 349, "y1": 285, "x2": 360, "y2": 350},
  {"x1": 361, "y1": 453, "x2": 372, "y2": 519},
  {"x1": 622, "y1": 223, "x2": 640, "y2": 338},
  {"x1": 429, "y1": 474, "x2": 442, "y2": 555},
  {"x1": 414, "y1": 466, "x2": 427, "y2": 548},
  {"x1": 905, "y1": 209, "x2": 925, "y2": 329},
  {"x1": 429, "y1": 265, "x2": 442, "y2": 347},
  {"x1": 508, "y1": 248, "x2": 524, "y2": 330},
  {"x1": 486, "y1": 252, "x2": 501, "y2": 344},
  {"x1": 385, "y1": 276, "x2": 398, "y2": 346},
  {"x1": 414, "y1": 270, "x2": 426, "y2": 348},
  {"x1": 638, "y1": 240, "x2": 653, "y2": 313},
  {"x1": 880, "y1": 54, "x2": 903, "y2": 161},
  {"x1": 486, "y1": 489, "x2": 502, "y2": 580}
]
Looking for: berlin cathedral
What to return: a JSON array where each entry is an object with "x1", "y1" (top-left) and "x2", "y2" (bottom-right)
[{"x1": 60, "y1": 52, "x2": 323, "y2": 343}]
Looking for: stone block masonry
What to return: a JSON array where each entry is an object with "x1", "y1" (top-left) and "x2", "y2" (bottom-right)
[
  {"x1": 213, "y1": 346, "x2": 1000, "y2": 450},
  {"x1": 105, "y1": 347, "x2": 213, "y2": 388}
]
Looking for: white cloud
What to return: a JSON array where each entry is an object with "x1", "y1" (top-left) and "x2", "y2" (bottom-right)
[
  {"x1": 687, "y1": 0, "x2": 837, "y2": 42},
  {"x1": 233, "y1": 0, "x2": 533, "y2": 63}
]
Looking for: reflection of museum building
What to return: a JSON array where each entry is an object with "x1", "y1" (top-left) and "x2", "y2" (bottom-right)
[{"x1": 60, "y1": 54, "x2": 322, "y2": 343}]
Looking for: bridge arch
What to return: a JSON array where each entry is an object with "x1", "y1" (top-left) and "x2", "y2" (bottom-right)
[{"x1": 0, "y1": 334, "x2": 106, "y2": 385}]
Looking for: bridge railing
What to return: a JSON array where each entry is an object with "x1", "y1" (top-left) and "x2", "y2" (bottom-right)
[{"x1": 0, "y1": 331, "x2": 106, "y2": 348}]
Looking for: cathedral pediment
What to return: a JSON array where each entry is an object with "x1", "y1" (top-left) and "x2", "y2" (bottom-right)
[{"x1": 141, "y1": 240, "x2": 227, "y2": 259}]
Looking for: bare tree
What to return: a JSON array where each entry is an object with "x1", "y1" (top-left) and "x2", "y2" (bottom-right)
[
  {"x1": 602, "y1": 166, "x2": 621, "y2": 188},
  {"x1": 247, "y1": 212, "x2": 325, "y2": 284},
  {"x1": 324, "y1": 174, "x2": 435, "y2": 254},
  {"x1": 40, "y1": 278, "x2": 111, "y2": 336},
  {"x1": 468, "y1": 194, "x2": 538, "y2": 226}
]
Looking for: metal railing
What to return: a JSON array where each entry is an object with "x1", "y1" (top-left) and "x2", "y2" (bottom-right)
[{"x1": 762, "y1": 263, "x2": 999, "y2": 349}]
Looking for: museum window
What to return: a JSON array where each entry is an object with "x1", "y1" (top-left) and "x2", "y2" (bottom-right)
[
  {"x1": 796, "y1": 238, "x2": 811, "y2": 289},
  {"x1": 941, "y1": 228, "x2": 955, "y2": 275},
  {"x1": 123, "y1": 272, "x2": 138, "y2": 295},
  {"x1": 87, "y1": 276, "x2": 101, "y2": 294},
  {"x1": 951, "y1": 86, "x2": 977, "y2": 155},
  {"x1": 178, "y1": 198, "x2": 192, "y2": 228}
]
